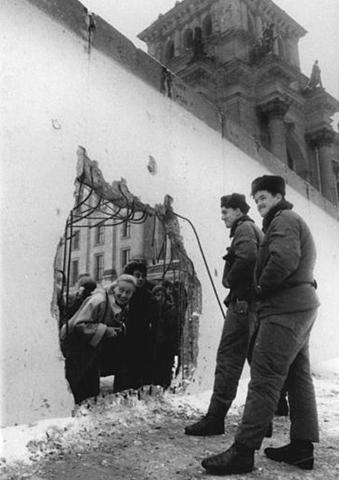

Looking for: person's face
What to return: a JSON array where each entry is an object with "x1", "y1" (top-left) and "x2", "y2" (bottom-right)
[
  {"x1": 254, "y1": 190, "x2": 282, "y2": 218},
  {"x1": 165, "y1": 285, "x2": 173, "y2": 296},
  {"x1": 221, "y1": 207, "x2": 242, "y2": 228},
  {"x1": 154, "y1": 290, "x2": 165, "y2": 303},
  {"x1": 132, "y1": 269, "x2": 146, "y2": 288},
  {"x1": 113, "y1": 280, "x2": 135, "y2": 305}
]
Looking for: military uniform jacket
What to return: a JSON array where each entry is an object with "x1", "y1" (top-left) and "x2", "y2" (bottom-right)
[
  {"x1": 222, "y1": 215, "x2": 263, "y2": 304},
  {"x1": 256, "y1": 200, "x2": 320, "y2": 318}
]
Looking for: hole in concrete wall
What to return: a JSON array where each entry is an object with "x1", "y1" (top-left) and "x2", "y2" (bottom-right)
[{"x1": 53, "y1": 147, "x2": 201, "y2": 404}]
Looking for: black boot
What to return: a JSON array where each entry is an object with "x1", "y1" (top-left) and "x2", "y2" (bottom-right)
[
  {"x1": 275, "y1": 394, "x2": 289, "y2": 416},
  {"x1": 184, "y1": 416, "x2": 224, "y2": 436},
  {"x1": 264, "y1": 440, "x2": 314, "y2": 470},
  {"x1": 201, "y1": 443, "x2": 254, "y2": 475}
]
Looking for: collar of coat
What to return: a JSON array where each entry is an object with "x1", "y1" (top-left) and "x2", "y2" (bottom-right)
[
  {"x1": 229, "y1": 214, "x2": 254, "y2": 238},
  {"x1": 262, "y1": 199, "x2": 294, "y2": 232}
]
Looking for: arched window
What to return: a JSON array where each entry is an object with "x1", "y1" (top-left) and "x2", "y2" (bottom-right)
[
  {"x1": 248, "y1": 12, "x2": 256, "y2": 37},
  {"x1": 183, "y1": 28, "x2": 194, "y2": 49},
  {"x1": 202, "y1": 15, "x2": 213, "y2": 37},
  {"x1": 164, "y1": 40, "x2": 175, "y2": 61}
]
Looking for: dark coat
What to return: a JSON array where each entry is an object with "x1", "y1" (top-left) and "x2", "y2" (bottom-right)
[
  {"x1": 117, "y1": 286, "x2": 159, "y2": 379},
  {"x1": 256, "y1": 200, "x2": 320, "y2": 317},
  {"x1": 222, "y1": 215, "x2": 263, "y2": 304},
  {"x1": 60, "y1": 288, "x2": 128, "y2": 403}
]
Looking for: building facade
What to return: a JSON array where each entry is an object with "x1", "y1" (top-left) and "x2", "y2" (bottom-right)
[
  {"x1": 56, "y1": 186, "x2": 177, "y2": 296},
  {"x1": 139, "y1": 0, "x2": 339, "y2": 204}
]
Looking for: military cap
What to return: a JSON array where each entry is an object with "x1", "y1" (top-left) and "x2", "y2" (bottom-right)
[
  {"x1": 251, "y1": 175, "x2": 286, "y2": 197},
  {"x1": 220, "y1": 193, "x2": 250, "y2": 214}
]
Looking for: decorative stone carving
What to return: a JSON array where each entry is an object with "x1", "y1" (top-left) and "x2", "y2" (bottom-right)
[
  {"x1": 259, "y1": 97, "x2": 290, "y2": 119},
  {"x1": 306, "y1": 127, "x2": 335, "y2": 148},
  {"x1": 250, "y1": 23, "x2": 279, "y2": 63},
  {"x1": 304, "y1": 60, "x2": 323, "y2": 92},
  {"x1": 216, "y1": 0, "x2": 241, "y2": 31}
]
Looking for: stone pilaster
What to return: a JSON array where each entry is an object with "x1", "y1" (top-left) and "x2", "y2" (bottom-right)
[
  {"x1": 260, "y1": 98, "x2": 289, "y2": 164},
  {"x1": 307, "y1": 128, "x2": 337, "y2": 205}
]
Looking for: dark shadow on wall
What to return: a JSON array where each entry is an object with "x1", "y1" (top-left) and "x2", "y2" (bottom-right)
[{"x1": 52, "y1": 147, "x2": 201, "y2": 404}]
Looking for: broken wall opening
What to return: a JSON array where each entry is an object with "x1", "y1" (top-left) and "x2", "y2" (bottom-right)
[{"x1": 52, "y1": 147, "x2": 202, "y2": 403}]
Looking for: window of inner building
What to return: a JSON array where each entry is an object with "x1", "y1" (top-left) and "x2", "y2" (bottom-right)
[
  {"x1": 164, "y1": 40, "x2": 175, "y2": 61},
  {"x1": 73, "y1": 230, "x2": 80, "y2": 250},
  {"x1": 183, "y1": 28, "x2": 194, "y2": 49},
  {"x1": 202, "y1": 15, "x2": 212, "y2": 37},
  {"x1": 121, "y1": 248, "x2": 130, "y2": 269},
  {"x1": 95, "y1": 225, "x2": 105, "y2": 245},
  {"x1": 71, "y1": 259, "x2": 79, "y2": 286},
  {"x1": 94, "y1": 253, "x2": 104, "y2": 282},
  {"x1": 121, "y1": 221, "x2": 131, "y2": 238}
]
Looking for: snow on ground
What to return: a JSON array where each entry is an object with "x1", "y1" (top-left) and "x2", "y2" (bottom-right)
[{"x1": 1, "y1": 358, "x2": 338, "y2": 467}]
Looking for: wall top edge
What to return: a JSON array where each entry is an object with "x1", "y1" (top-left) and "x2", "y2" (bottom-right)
[{"x1": 25, "y1": 0, "x2": 339, "y2": 222}]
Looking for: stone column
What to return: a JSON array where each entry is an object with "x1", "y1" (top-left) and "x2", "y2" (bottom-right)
[
  {"x1": 261, "y1": 99, "x2": 289, "y2": 164},
  {"x1": 307, "y1": 128, "x2": 337, "y2": 205}
]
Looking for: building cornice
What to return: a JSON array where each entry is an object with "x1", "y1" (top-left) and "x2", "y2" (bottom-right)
[{"x1": 138, "y1": 0, "x2": 307, "y2": 43}]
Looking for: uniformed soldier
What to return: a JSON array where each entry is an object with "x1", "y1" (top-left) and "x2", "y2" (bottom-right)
[
  {"x1": 185, "y1": 193, "x2": 263, "y2": 436},
  {"x1": 201, "y1": 175, "x2": 319, "y2": 475}
]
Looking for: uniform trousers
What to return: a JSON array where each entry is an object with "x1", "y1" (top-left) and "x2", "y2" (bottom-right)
[
  {"x1": 207, "y1": 301, "x2": 256, "y2": 419},
  {"x1": 235, "y1": 308, "x2": 319, "y2": 450}
]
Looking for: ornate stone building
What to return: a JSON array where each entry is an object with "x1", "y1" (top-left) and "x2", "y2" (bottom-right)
[{"x1": 139, "y1": 0, "x2": 339, "y2": 204}]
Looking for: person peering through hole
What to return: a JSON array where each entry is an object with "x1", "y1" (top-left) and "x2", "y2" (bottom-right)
[
  {"x1": 152, "y1": 284, "x2": 179, "y2": 389},
  {"x1": 59, "y1": 274, "x2": 136, "y2": 404},
  {"x1": 112, "y1": 260, "x2": 159, "y2": 393}
]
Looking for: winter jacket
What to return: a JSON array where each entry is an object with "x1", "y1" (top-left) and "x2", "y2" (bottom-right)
[
  {"x1": 222, "y1": 215, "x2": 263, "y2": 304},
  {"x1": 60, "y1": 288, "x2": 127, "y2": 354},
  {"x1": 256, "y1": 200, "x2": 320, "y2": 317}
]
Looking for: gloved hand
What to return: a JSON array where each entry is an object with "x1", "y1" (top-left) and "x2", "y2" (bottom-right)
[{"x1": 105, "y1": 326, "x2": 119, "y2": 338}]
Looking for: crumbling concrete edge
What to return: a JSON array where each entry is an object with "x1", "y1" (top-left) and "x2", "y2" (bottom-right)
[{"x1": 26, "y1": 0, "x2": 339, "y2": 222}]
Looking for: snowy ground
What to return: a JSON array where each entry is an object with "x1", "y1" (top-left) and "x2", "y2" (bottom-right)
[{"x1": 1, "y1": 359, "x2": 338, "y2": 479}]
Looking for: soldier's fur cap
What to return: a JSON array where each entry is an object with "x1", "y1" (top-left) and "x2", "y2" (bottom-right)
[
  {"x1": 251, "y1": 175, "x2": 286, "y2": 197},
  {"x1": 220, "y1": 193, "x2": 250, "y2": 214}
]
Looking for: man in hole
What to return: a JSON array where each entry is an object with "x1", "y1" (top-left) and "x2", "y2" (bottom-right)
[
  {"x1": 113, "y1": 260, "x2": 158, "y2": 392},
  {"x1": 185, "y1": 193, "x2": 263, "y2": 436},
  {"x1": 201, "y1": 175, "x2": 319, "y2": 475},
  {"x1": 152, "y1": 284, "x2": 178, "y2": 388}
]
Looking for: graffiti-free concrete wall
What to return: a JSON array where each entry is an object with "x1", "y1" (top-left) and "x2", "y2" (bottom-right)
[{"x1": 1, "y1": 0, "x2": 339, "y2": 426}]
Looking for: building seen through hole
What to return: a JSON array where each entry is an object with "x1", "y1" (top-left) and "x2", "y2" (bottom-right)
[{"x1": 54, "y1": 148, "x2": 201, "y2": 404}]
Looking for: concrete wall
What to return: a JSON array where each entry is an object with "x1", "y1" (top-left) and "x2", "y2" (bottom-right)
[{"x1": 1, "y1": 0, "x2": 339, "y2": 426}]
